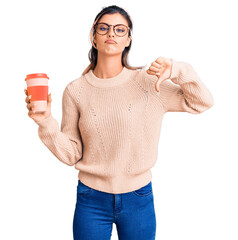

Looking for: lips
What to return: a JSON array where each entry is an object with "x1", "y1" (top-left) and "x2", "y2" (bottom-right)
[{"x1": 105, "y1": 39, "x2": 117, "y2": 44}]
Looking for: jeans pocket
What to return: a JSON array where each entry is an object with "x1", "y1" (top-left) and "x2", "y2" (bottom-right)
[
  {"x1": 132, "y1": 181, "x2": 153, "y2": 197},
  {"x1": 77, "y1": 180, "x2": 93, "y2": 195}
]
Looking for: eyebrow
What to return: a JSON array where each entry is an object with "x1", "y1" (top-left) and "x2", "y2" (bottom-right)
[{"x1": 97, "y1": 22, "x2": 127, "y2": 26}]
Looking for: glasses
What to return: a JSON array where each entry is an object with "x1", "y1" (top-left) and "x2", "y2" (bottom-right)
[{"x1": 94, "y1": 22, "x2": 130, "y2": 37}]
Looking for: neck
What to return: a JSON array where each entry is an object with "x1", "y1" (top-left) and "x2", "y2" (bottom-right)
[{"x1": 93, "y1": 53, "x2": 124, "y2": 79}]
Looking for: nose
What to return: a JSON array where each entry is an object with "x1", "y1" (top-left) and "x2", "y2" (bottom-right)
[{"x1": 107, "y1": 26, "x2": 115, "y2": 37}]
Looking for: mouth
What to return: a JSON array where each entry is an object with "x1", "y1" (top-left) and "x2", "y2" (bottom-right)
[{"x1": 105, "y1": 40, "x2": 117, "y2": 44}]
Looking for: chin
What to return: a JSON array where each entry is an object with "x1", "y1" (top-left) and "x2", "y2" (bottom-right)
[{"x1": 100, "y1": 49, "x2": 122, "y2": 56}]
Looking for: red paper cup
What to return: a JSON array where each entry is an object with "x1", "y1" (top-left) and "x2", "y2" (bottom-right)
[{"x1": 25, "y1": 73, "x2": 49, "y2": 112}]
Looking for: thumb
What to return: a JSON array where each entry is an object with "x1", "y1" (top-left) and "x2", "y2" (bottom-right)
[
  {"x1": 47, "y1": 93, "x2": 52, "y2": 103},
  {"x1": 155, "y1": 80, "x2": 160, "y2": 93},
  {"x1": 155, "y1": 76, "x2": 164, "y2": 93}
]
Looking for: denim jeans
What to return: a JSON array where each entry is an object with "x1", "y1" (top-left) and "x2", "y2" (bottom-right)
[{"x1": 73, "y1": 179, "x2": 156, "y2": 240}]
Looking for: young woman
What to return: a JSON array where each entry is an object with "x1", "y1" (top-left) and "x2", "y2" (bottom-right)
[{"x1": 25, "y1": 5, "x2": 214, "y2": 240}]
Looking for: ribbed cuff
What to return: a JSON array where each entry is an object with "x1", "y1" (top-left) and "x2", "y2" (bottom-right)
[
  {"x1": 35, "y1": 114, "x2": 59, "y2": 131},
  {"x1": 169, "y1": 59, "x2": 181, "y2": 83}
]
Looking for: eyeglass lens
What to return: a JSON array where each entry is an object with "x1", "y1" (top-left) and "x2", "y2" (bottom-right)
[{"x1": 95, "y1": 23, "x2": 128, "y2": 37}]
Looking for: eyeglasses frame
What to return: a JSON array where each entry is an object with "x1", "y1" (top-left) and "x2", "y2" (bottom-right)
[{"x1": 94, "y1": 22, "x2": 131, "y2": 37}]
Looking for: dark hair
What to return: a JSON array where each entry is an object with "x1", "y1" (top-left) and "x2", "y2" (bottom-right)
[{"x1": 82, "y1": 5, "x2": 146, "y2": 75}]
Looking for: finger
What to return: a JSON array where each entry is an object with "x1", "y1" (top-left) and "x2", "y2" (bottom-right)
[
  {"x1": 47, "y1": 93, "x2": 52, "y2": 102},
  {"x1": 155, "y1": 81, "x2": 160, "y2": 92},
  {"x1": 155, "y1": 72, "x2": 161, "y2": 76},
  {"x1": 47, "y1": 95, "x2": 52, "y2": 106},
  {"x1": 149, "y1": 66, "x2": 160, "y2": 73},
  {"x1": 28, "y1": 110, "x2": 36, "y2": 118},
  {"x1": 146, "y1": 69, "x2": 157, "y2": 75},
  {"x1": 24, "y1": 89, "x2": 28, "y2": 96},
  {"x1": 155, "y1": 78, "x2": 165, "y2": 92},
  {"x1": 156, "y1": 57, "x2": 165, "y2": 65},
  {"x1": 27, "y1": 102, "x2": 35, "y2": 111},
  {"x1": 147, "y1": 69, "x2": 161, "y2": 79},
  {"x1": 151, "y1": 61, "x2": 162, "y2": 69},
  {"x1": 25, "y1": 95, "x2": 31, "y2": 103},
  {"x1": 29, "y1": 106, "x2": 38, "y2": 114}
]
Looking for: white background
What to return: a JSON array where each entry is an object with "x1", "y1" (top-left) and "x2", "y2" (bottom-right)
[{"x1": 1, "y1": 0, "x2": 237, "y2": 239}]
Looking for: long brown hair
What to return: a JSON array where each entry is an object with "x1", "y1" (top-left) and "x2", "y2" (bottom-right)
[{"x1": 82, "y1": 5, "x2": 146, "y2": 75}]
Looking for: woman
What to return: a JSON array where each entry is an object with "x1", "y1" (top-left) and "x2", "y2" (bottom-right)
[{"x1": 25, "y1": 5, "x2": 214, "y2": 240}]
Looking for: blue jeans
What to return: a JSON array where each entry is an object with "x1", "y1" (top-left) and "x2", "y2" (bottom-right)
[{"x1": 73, "y1": 179, "x2": 156, "y2": 240}]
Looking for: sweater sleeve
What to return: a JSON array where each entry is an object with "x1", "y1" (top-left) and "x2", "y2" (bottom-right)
[
  {"x1": 146, "y1": 59, "x2": 214, "y2": 113},
  {"x1": 35, "y1": 86, "x2": 83, "y2": 166}
]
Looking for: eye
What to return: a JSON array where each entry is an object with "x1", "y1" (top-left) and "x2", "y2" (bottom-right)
[
  {"x1": 115, "y1": 25, "x2": 127, "y2": 34},
  {"x1": 99, "y1": 26, "x2": 108, "y2": 31},
  {"x1": 116, "y1": 28, "x2": 125, "y2": 33},
  {"x1": 96, "y1": 23, "x2": 109, "y2": 32}
]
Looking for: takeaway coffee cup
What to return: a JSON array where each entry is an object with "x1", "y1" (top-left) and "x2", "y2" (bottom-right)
[{"x1": 25, "y1": 73, "x2": 49, "y2": 112}]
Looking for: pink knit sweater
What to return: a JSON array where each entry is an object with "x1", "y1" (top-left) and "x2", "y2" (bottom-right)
[{"x1": 35, "y1": 59, "x2": 214, "y2": 194}]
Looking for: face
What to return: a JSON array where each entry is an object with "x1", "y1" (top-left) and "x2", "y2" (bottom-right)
[{"x1": 93, "y1": 13, "x2": 131, "y2": 56}]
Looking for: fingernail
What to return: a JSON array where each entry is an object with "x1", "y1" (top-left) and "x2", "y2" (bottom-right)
[{"x1": 29, "y1": 95, "x2": 31, "y2": 99}]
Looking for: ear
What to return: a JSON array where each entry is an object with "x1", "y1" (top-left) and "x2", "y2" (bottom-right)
[
  {"x1": 93, "y1": 34, "x2": 96, "y2": 44},
  {"x1": 92, "y1": 34, "x2": 97, "y2": 48},
  {"x1": 125, "y1": 36, "x2": 131, "y2": 47}
]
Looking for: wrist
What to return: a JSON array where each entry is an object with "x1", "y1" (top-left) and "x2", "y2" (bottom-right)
[{"x1": 169, "y1": 59, "x2": 181, "y2": 84}]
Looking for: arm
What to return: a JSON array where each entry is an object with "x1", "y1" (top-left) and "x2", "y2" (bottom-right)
[
  {"x1": 35, "y1": 86, "x2": 83, "y2": 166},
  {"x1": 146, "y1": 58, "x2": 214, "y2": 113}
]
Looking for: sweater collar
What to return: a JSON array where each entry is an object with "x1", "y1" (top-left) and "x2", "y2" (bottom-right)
[{"x1": 84, "y1": 66, "x2": 132, "y2": 88}]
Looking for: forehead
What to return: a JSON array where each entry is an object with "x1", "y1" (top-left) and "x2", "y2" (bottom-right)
[{"x1": 98, "y1": 13, "x2": 128, "y2": 26}]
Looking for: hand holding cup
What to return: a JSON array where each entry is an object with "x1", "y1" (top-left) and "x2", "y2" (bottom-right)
[{"x1": 25, "y1": 89, "x2": 52, "y2": 123}]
